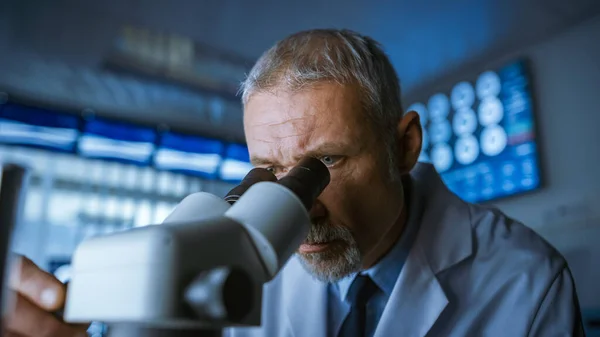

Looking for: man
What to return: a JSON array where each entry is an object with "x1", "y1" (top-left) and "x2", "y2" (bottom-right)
[{"x1": 3, "y1": 29, "x2": 584, "y2": 337}]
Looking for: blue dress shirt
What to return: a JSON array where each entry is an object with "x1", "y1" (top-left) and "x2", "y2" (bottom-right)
[{"x1": 327, "y1": 192, "x2": 422, "y2": 337}]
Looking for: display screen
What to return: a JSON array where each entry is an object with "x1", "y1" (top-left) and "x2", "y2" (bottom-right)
[
  {"x1": 407, "y1": 60, "x2": 541, "y2": 203},
  {"x1": 0, "y1": 103, "x2": 80, "y2": 152},
  {"x1": 219, "y1": 143, "x2": 254, "y2": 182},
  {"x1": 154, "y1": 132, "x2": 224, "y2": 178},
  {"x1": 77, "y1": 118, "x2": 156, "y2": 165}
]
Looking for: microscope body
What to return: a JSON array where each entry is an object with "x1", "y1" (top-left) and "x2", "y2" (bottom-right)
[
  {"x1": 64, "y1": 180, "x2": 314, "y2": 329},
  {"x1": 66, "y1": 214, "x2": 266, "y2": 327}
]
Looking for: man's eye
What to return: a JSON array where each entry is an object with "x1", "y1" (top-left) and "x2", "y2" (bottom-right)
[{"x1": 320, "y1": 156, "x2": 341, "y2": 167}]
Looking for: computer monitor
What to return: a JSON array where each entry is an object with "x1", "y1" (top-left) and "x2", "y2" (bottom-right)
[
  {"x1": 77, "y1": 117, "x2": 157, "y2": 166},
  {"x1": 407, "y1": 59, "x2": 541, "y2": 203},
  {"x1": 0, "y1": 103, "x2": 80, "y2": 153},
  {"x1": 219, "y1": 143, "x2": 254, "y2": 183},
  {"x1": 153, "y1": 131, "x2": 224, "y2": 179}
]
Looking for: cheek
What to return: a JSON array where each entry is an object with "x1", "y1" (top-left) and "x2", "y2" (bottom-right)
[
  {"x1": 322, "y1": 159, "x2": 401, "y2": 250},
  {"x1": 319, "y1": 160, "x2": 386, "y2": 224}
]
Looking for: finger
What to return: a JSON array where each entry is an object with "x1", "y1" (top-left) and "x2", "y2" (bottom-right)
[
  {"x1": 5, "y1": 292, "x2": 86, "y2": 337},
  {"x1": 8, "y1": 255, "x2": 66, "y2": 311}
]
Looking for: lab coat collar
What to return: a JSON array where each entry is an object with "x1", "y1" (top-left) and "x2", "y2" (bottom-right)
[
  {"x1": 410, "y1": 162, "x2": 474, "y2": 275},
  {"x1": 374, "y1": 163, "x2": 474, "y2": 337}
]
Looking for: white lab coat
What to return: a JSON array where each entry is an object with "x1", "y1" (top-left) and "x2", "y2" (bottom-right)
[{"x1": 226, "y1": 163, "x2": 584, "y2": 337}]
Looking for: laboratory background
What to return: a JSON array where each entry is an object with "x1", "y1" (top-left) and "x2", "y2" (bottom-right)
[{"x1": 0, "y1": 0, "x2": 599, "y2": 335}]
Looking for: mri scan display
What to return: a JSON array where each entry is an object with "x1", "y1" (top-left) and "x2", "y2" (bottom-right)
[
  {"x1": 431, "y1": 143, "x2": 453, "y2": 173},
  {"x1": 452, "y1": 108, "x2": 478, "y2": 136},
  {"x1": 427, "y1": 93, "x2": 450, "y2": 122},
  {"x1": 454, "y1": 134, "x2": 480, "y2": 165},
  {"x1": 407, "y1": 60, "x2": 541, "y2": 202},
  {"x1": 428, "y1": 121, "x2": 452, "y2": 144},
  {"x1": 451, "y1": 81, "x2": 475, "y2": 110}
]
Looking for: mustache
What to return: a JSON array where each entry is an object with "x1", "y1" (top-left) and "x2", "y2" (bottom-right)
[{"x1": 304, "y1": 221, "x2": 354, "y2": 244}]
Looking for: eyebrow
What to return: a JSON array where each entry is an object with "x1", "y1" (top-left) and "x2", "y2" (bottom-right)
[
  {"x1": 250, "y1": 156, "x2": 272, "y2": 166},
  {"x1": 250, "y1": 141, "x2": 353, "y2": 166},
  {"x1": 303, "y1": 141, "x2": 352, "y2": 157}
]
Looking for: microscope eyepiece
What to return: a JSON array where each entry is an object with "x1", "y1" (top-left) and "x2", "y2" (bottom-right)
[
  {"x1": 277, "y1": 157, "x2": 331, "y2": 210},
  {"x1": 224, "y1": 168, "x2": 277, "y2": 204}
]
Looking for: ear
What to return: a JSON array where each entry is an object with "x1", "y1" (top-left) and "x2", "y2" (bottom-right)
[{"x1": 396, "y1": 111, "x2": 422, "y2": 174}]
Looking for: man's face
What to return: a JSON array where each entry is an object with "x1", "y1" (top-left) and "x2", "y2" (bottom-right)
[{"x1": 244, "y1": 82, "x2": 420, "y2": 282}]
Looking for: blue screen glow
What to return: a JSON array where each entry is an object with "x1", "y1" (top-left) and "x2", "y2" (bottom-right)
[
  {"x1": 408, "y1": 60, "x2": 541, "y2": 203},
  {"x1": 219, "y1": 143, "x2": 254, "y2": 182},
  {"x1": 77, "y1": 118, "x2": 157, "y2": 165},
  {"x1": 0, "y1": 103, "x2": 80, "y2": 152},
  {"x1": 154, "y1": 132, "x2": 224, "y2": 178}
]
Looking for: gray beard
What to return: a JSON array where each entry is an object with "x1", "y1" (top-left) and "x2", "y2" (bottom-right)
[{"x1": 297, "y1": 222, "x2": 362, "y2": 283}]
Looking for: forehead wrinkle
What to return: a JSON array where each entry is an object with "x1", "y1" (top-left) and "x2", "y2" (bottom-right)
[
  {"x1": 246, "y1": 85, "x2": 349, "y2": 166},
  {"x1": 277, "y1": 129, "x2": 312, "y2": 166},
  {"x1": 251, "y1": 123, "x2": 313, "y2": 144},
  {"x1": 254, "y1": 111, "x2": 317, "y2": 142},
  {"x1": 249, "y1": 115, "x2": 313, "y2": 128},
  {"x1": 251, "y1": 128, "x2": 313, "y2": 167}
]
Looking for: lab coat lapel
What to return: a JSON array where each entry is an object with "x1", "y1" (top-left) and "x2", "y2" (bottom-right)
[
  {"x1": 284, "y1": 257, "x2": 328, "y2": 337},
  {"x1": 375, "y1": 163, "x2": 474, "y2": 337},
  {"x1": 373, "y1": 244, "x2": 448, "y2": 337}
]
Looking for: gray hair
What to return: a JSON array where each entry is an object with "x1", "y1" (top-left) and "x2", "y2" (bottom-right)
[{"x1": 240, "y1": 29, "x2": 404, "y2": 180}]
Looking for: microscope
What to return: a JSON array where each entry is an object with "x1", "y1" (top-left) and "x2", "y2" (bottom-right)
[{"x1": 59, "y1": 157, "x2": 330, "y2": 336}]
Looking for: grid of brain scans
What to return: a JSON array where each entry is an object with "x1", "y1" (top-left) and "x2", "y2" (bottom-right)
[{"x1": 408, "y1": 60, "x2": 541, "y2": 203}]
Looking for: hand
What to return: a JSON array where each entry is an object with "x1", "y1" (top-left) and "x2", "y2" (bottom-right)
[{"x1": 3, "y1": 254, "x2": 88, "y2": 337}]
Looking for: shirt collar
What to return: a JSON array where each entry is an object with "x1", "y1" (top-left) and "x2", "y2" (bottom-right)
[{"x1": 335, "y1": 175, "x2": 424, "y2": 302}]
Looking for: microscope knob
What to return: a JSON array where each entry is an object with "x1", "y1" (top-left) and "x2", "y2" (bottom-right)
[{"x1": 184, "y1": 267, "x2": 253, "y2": 322}]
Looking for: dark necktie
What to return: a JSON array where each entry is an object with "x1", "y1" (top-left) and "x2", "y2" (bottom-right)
[{"x1": 338, "y1": 275, "x2": 380, "y2": 337}]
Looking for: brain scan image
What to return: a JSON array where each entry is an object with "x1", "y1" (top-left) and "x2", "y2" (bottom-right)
[
  {"x1": 478, "y1": 97, "x2": 504, "y2": 126},
  {"x1": 476, "y1": 71, "x2": 501, "y2": 99},
  {"x1": 452, "y1": 107, "x2": 478, "y2": 136},
  {"x1": 428, "y1": 93, "x2": 450, "y2": 122},
  {"x1": 451, "y1": 81, "x2": 475, "y2": 110},
  {"x1": 480, "y1": 125, "x2": 508, "y2": 157},
  {"x1": 454, "y1": 134, "x2": 480, "y2": 165},
  {"x1": 431, "y1": 143, "x2": 453, "y2": 172},
  {"x1": 428, "y1": 121, "x2": 452, "y2": 144}
]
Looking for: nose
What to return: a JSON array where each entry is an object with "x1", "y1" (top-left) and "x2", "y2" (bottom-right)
[{"x1": 309, "y1": 199, "x2": 327, "y2": 219}]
